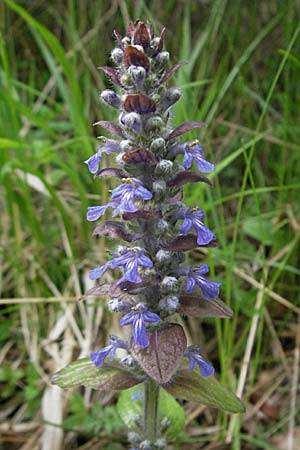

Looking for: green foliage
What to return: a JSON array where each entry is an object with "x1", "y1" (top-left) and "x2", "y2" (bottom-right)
[
  {"x1": 51, "y1": 358, "x2": 141, "y2": 391},
  {"x1": 63, "y1": 392, "x2": 123, "y2": 437},
  {"x1": 164, "y1": 368, "x2": 245, "y2": 413},
  {"x1": 117, "y1": 385, "x2": 185, "y2": 439},
  {"x1": 0, "y1": 366, "x2": 23, "y2": 398},
  {"x1": 1, "y1": 0, "x2": 300, "y2": 447},
  {"x1": 23, "y1": 364, "x2": 41, "y2": 415}
]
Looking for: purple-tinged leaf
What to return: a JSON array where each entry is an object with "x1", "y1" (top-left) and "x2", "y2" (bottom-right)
[
  {"x1": 93, "y1": 221, "x2": 137, "y2": 242},
  {"x1": 165, "y1": 121, "x2": 205, "y2": 141},
  {"x1": 163, "y1": 234, "x2": 198, "y2": 251},
  {"x1": 93, "y1": 120, "x2": 125, "y2": 138},
  {"x1": 131, "y1": 324, "x2": 187, "y2": 384},
  {"x1": 98, "y1": 66, "x2": 123, "y2": 87},
  {"x1": 123, "y1": 148, "x2": 158, "y2": 165},
  {"x1": 163, "y1": 234, "x2": 217, "y2": 251},
  {"x1": 51, "y1": 358, "x2": 143, "y2": 391},
  {"x1": 124, "y1": 46, "x2": 150, "y2": 71},
  {"x1": 123, "y1": 94, "x2": 156, "y2": 114},
  {"x1": 152, "y1": 27, "x2": 165, "y2": 57},
  {"x1": 113, "y1": 29, "x2": 124, "y2": 49},
  {"x1": 133, "y1": 21, "x2": 151, "y2": 48},
  {"x1": 95, "y1": 167, "x2": 126, "y2": 178},
  {"x1": 116, "y1": 276, "x2": 161, "y2": 293},
  {"x1": 163, "y1": 365, "x2": 245, "y2": 413},
  {"x1": 166, "y1": 192, "x2": 183, "y2": 204},
  {"x1": 167, "y1": 170, "x2": 213, "y2": 187},
  {"x1": 178, "y1": 291, "x2": 233, "y2": 318},
  {"x1": 160, "y1": 62, "x2": 187, "y2": 84},
  {"x1": 81, "y1": 284, "x2": 111, "y2": 299},
  {"x1": 122, "y1": 210, "x2": 162, "y2": 221}
]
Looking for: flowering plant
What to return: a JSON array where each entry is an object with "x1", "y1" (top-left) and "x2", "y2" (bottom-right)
[{"x1": 52, "y1": 20, "x2": 244, "y2": 448}]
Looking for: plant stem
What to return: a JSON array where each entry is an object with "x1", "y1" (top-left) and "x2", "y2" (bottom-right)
[{"x1": 144, "y1": 379, "x2": 159, "y2": 442}]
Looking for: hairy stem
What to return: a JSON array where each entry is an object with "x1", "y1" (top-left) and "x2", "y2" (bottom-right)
[{"x1": 144, "y1": 379, "x2": 159, "y2": 442}]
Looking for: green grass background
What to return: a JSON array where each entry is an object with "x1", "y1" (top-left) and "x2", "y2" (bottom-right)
[{"x1": 0, "y1": 1, "x2": 300, "y2": 449}]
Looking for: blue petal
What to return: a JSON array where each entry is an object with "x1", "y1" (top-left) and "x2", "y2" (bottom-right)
[
  {"x1": 137, "y1": 253, "x2": 153, "y2": 268},
  {"x1": 135, "y1": 185, "x2": 153, "y2": 200},
  {"x1": 110, "y1": 252, "x2": 131, "y2": 268},
  {"x1": 84, "y1": 153, "x2": 100, "y2": 174},
  {"x1": 180, "y1": 217, "x2": 193, "y2": 235},
  {"x1": 90, "y1": 346, "x2": 111, "y2": 367},
  {"x1": 186, "y1": 276, "x2": 196, "y2": 293},
  {"x1": 124, "y1": 258, "x2": 142, "y2": 283},
  {"x1": 143, "y1": 311, "x2": 161, "y2": 323},
  {"x1": 197, "y1": 277, "x2": 222, "y2": 300},
  {"x1": 183, "y1": 151, "x2": 193, "y2": 168},
  {"x1": 193, "y1": 221, "x2": 215, "y2": 245},
  {"x1": 189, "y1": 357, "x2": 196, "y2": 372},
  {"x1": 120, "y1": 310, "x2": 136, "y2": 326},
  {"x1": 198, "y1": 358, "x2": 215, "y2": 378},
  {"x1": 194, "y1": 156, "x2": 214, "y2": 173},
  {"x1": 89, "y1": 263, "x2": 110, "y2": 280},
  {"x1": 87, "y1": 205, "x2": 109, "y2": 221},
  {"x1": 133, "y1": 316, "x2": 149, "y2": 347},
  {"x1": 195, "y1": 264, "x2": 209, "y2": 275}
]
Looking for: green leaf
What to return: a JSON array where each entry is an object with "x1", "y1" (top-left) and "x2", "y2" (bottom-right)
[
  {"x1": 117, "y1": 385, "x2": 185, "y2": 438},
  {"x1": 242, "y1": 216, "x2": 276, "y2": 245},
  {"x1": 164, "y1": 368, "x2": 245, "y2": 413},
  {"x1": 51, "y1": 358, "x2": 142, "y2": 391}
]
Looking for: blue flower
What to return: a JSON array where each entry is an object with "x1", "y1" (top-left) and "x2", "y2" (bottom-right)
[
  {"x1": 86, "y1": 178, "x2": 152, "y2": 221},
  {"x1": 171, "y1": 140, "x2": 214, "y2": 173},
  {"x1": 120, "y1": 303, "x2": 161, "y2": 347},
  {"x1": 184, "y1": 345, "x2": 214, "y2": 377},
  {"x1": 111, "y1": 247, "x2": 153, "y2": 283},
  {"x1": 111, "y1": 178, "x2": 152, "y2": 215},
  {"x1": 90, "y1": 335, "x2": 128, "y2": 367},
  {"x1": 179, "y1": 264, "x2": 221, "y2": 299},
  {"x1": 131, "y1": 391, "x2": 143, "y2": 401},
  {"x1": 84, "y1": 139, "x2": 121, "y2": 174},
  {"x1": 178, "y1": 207, "x2": 215, "y2": 245},
  {"x1": 89, "y1": 247, "x2": 153, "y2": 283}
]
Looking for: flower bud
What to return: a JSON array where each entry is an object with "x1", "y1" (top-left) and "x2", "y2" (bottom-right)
[
  {"x1": 115, "y1": 152, "x2": 126, "y2": 165},
  {"x1": 128, "y1": 65, "x2": 146, "y2": 85},
  {"x1": 120, "y1": 355, "x2": 134, "y2": 367},
  {"x1": 161, "y1": 276, "x2": 179, "y2": 293},
  {"x1": 115, "y1": 244, "x2": 128, "y2": 253},
  {"x1": 100, "y1": 90, "x2": 121, "y2": 109},
  {"x1": 160, "y1": 87, "x2": 182, "y2": 109},
  {"x1": 120, "y1": 139, "x2": 132, "y2": 151},
  {"x1": 132, "y1": 44, "x2": 144, "y2": 53},
  {"x1": 121, "y1": 112, "x2": 143, "y2": 133},
  {"x1": 156, "y1": 219, "x2": 169, "y2": 232},
  {"x1": 140, "y1": 441, "x2": 151, "y2": 450},
  {"x1": 128, "y1": 432, "x2": 141, "y2": 444},
  {"x1": 122, "y1": 36, "x2": 131, "y2": 46},
  {"x1": 155, "y1": 249, "x2": 172, "y2": 263},
  {"x1": 150, "y1": 137, "x2": 165, "y2": 153},
  {"x1": 159, "y1": 295, "x2": 179, "y2": 313},
  {"x1": 111, "y1": 48, "x2": 124, "y2": 64},
  {"x1": 155, "y1": 51, "x2": 169, "y2": 68},
  {"x1": 145, "y1": 116, "x2": 164, "y2": 133},
  {"x1": 160, "y1": 417, "x2": 171, "y2": 431},
  {"x1": 154, "y1": 438, "x2": 167, "y2": 449},
  {"x1": 155, "y1": 159, "x2": 173, "y2": 177},
  {"x1": 108, "y1": 299, "x2": 130, "y2": 312},
  {"x1": 152, "y1": 180, "x2": 166, "y2": 194},
  {"x1": 120, "y1": 74, "x2": 133, "y2": 86}
]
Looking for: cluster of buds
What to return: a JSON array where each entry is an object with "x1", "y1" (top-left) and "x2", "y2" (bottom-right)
[{"x1": 53, "y1": 20, "x2": 244, "y2": 450}]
